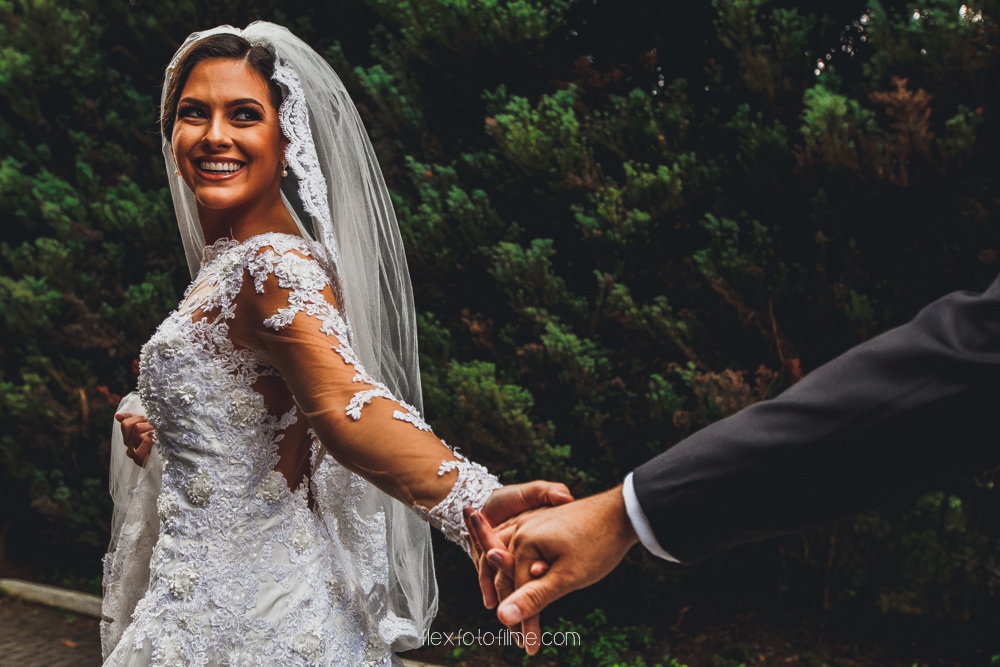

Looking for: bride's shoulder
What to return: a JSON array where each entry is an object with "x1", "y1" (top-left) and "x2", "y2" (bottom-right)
[
  {"x1": 240, "y1": 231, "x2": 316, "y2": 253},
  {"x1": 237, "y1": 232, "x2": 320, "y2": 263},
  {"x1": 194, "y1": 232, "x2": 333, "y2": 313},
  {"x1": 199, "y1": 232, "x2": 320, "y2": 277},
  {"x1": 226, "y1": 232, "x2": 341, "y2": 339},
  {"x1": 236, "y1": 232, "x2": 331, "y2": 294},
  {"x1": 199, "y1": 232, "x2": 327, "y2": 286}
]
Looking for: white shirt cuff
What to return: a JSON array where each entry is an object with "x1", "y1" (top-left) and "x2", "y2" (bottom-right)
[{"x1": 622, "y1": 472, "x2": 679, "y2": 563}]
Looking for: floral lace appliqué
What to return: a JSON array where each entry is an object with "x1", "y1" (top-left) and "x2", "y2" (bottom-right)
[
  {"x1": 414, "y1": 453, "x2": 502, "y2": 552},
  {"x1": 248, "y1": 242, "x2": 429, "y2": 432}
]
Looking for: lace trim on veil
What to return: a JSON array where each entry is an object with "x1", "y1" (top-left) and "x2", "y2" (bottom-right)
[{"x1": 271, "y1": 56, "x2": 355, "y2": 351}]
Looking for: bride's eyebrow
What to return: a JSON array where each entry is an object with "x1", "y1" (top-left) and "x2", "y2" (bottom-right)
[
  {"x1": 177, "y1": 97, "x2": 265, "y2": 110},
  {"x1": 224, "y1": 97, "x2": 265, "y2": 109}
]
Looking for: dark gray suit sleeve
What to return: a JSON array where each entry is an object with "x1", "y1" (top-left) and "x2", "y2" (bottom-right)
[{"x1": 631, "y1": 275, "x2": 1000, "y2": 564}]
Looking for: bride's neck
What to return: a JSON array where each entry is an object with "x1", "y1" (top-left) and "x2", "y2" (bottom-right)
[{"x1": 197, "y1": 188, "x2": 300, "y2": 246}]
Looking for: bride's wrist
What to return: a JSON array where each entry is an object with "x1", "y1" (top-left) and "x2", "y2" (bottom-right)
[{"x1": 413, "y1": 454, "x2": 501, "y2": 549}]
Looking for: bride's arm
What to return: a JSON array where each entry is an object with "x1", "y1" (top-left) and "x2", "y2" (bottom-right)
[{"x1": 228, "y1": 243, "x2": 569, "y2": 551}]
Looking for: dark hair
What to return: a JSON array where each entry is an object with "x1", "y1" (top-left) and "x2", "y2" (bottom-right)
[{"x1": 160, "y1": 33, "x2": 284, "y2": 141}]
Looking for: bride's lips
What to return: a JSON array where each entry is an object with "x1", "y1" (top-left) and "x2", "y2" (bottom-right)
[{"x1": 194, "y1": 159, "x2": 247, "y2": 181}]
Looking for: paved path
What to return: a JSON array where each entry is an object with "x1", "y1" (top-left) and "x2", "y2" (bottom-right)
[
  {"x1": 0, "y1": 594, "x2": 103, "y2": 666},
  {"x1": 0, "y1": 592, "x2": 441, "y2": 667}
]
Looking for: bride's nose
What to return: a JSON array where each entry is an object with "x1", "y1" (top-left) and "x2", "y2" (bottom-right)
[{"x1": 202, "y1": 112, "x2": 232, "y2": 148}]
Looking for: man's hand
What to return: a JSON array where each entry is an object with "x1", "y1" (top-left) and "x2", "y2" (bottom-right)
[
  {"x1": 468, "y1": 482, "x2": 572, "y2": 611},
  {"x1": 115, "y1": 412, "x2": 154, "y2": 467},
  {"x1": 467, "y1": 485, "x2": 639, "y2": 655}
]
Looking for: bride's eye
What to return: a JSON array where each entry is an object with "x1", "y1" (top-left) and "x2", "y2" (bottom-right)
[
  {"x1": 233, "y1": 106, "x2": 263, "y2": 122},
  {"x1": 177, "y1": 105, "x2": 205, "y2": 119}
]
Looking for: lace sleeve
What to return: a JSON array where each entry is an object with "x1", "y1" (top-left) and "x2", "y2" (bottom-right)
[{"x1": 228, "y1": 238, "x2": 500, "y2": 550}]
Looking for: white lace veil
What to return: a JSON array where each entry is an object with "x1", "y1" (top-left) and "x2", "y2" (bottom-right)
[{"x1": 103, "y1": 21, "x2": 435, "y2": 657}]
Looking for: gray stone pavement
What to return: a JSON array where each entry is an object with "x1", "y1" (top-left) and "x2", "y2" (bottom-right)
[
  {"x1": 0, "y1": 593, "x2": 441, "y2": 667},
  {"x1": 0, "y1": 594, "x2": 103, "y2": 667}
]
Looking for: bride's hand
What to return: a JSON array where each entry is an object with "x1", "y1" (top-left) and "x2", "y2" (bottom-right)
[
  {"x1": 115, "y1": 412, "x2": 154, "y2": 467},
  {"x1": 464, "y1": 506, "x2": 550, "y2": 649},
  {"x1": 465, "y1": 482, "x2": 570, "y2": 608}
]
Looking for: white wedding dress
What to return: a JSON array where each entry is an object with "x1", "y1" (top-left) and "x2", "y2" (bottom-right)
[{"x1": 101, "y1": 233, "x2": 500, "y2": 667}]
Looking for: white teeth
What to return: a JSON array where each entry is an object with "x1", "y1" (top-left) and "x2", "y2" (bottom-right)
[{"x1": 199, "y1": 161, "x2": 242, "y2": 173}]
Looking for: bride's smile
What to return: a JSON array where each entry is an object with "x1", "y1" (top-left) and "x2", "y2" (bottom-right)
[{"x1": 194, "y1": 158, "x2": 246, "y2": 178}]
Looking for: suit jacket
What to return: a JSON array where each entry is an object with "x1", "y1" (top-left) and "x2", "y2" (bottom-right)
[{"x1": 631, "y1": 275, "x2": 1000, "y2": 564}]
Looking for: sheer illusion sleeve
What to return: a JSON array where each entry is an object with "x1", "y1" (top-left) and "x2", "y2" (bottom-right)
[{"x1": 228, "y1": 242, "x2": 500, "y2": 550}]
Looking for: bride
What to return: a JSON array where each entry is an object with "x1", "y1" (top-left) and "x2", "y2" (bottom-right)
[{"x1": 100, "y1": 22, "x2": 569, "y2": 667}]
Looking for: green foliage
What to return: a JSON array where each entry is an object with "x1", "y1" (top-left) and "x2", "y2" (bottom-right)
[
  {"x1": 0, "y1": 0, "x2": 183, "y2": 561},
  {"x1": 861, "y1": 0, "x2": 999, "y2": 89},
  {"x1": 842, "y1": 288, "x2": 877, "y2": 337},
  {"x1": 938, "y1": 104, "x2": 983, "y2": 167},
  {"x1": 395, "y1": 156, "x2": 515, "y2": 273},
  {"x1": 444, "y1": 359, "x2": 574, "y2": 482},
  {"x1": 536, "y1": 608, "x2": 659, "y2": 667},
  {"x1": 797, "y1": 83, "x2": 880, "y2": 171},
  {"x1": 367, "y1": 0, "x2": 572, "y2": 53},
  {"x1": 3, "y1": 0, "x2": 1000, "y2": 630},
  {"x1": 692, "y1": 212, "x2": 785, "y2": 290},
  {"x1": 572, "y1": 159, "x2": 688, "y2": 247},
  {"x1": 645, "y1": 373, "x2": 685, "y2": 424},
  {"x1": 355, "y1": 63, "x2": 426, "y2": 133},
  {"x1": 490, "y1": 85, "x2": 599, "y2": 186},
  {"x1": 490, "y1": 239, "x2": 585, "y2": 315},
  {"x1": 713, "y1": 0, "x2": 817, "y2": 102},
  {"x1": 729, "y1": 103, "x2": 789, "y2": 172}
]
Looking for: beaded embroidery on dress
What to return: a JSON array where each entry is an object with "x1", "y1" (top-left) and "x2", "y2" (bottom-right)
[{"x1": 101, "y1": 233, "x2": 500, "y2": 667}]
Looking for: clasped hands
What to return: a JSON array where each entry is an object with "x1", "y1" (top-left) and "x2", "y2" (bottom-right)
[{"x1": 465, "y1": 484, "x2": 640, "y2": 655}]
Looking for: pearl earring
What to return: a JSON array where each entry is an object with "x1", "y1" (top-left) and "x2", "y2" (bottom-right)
[{"x1": 281, "y1": 160, "x2": 288, "y2": 178}]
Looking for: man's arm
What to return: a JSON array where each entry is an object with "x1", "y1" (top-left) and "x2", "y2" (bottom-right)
[
  {"x1": 469, "y1": 275, "x2": 1000, "y2": 642},
  {"x1": 634, "y1": 277, "x2": 1000, "y2": 563}
]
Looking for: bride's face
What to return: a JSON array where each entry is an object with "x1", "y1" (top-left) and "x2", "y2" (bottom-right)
[{"x1": 171, "y1": 58, "x2": 286, "y2": 213}]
